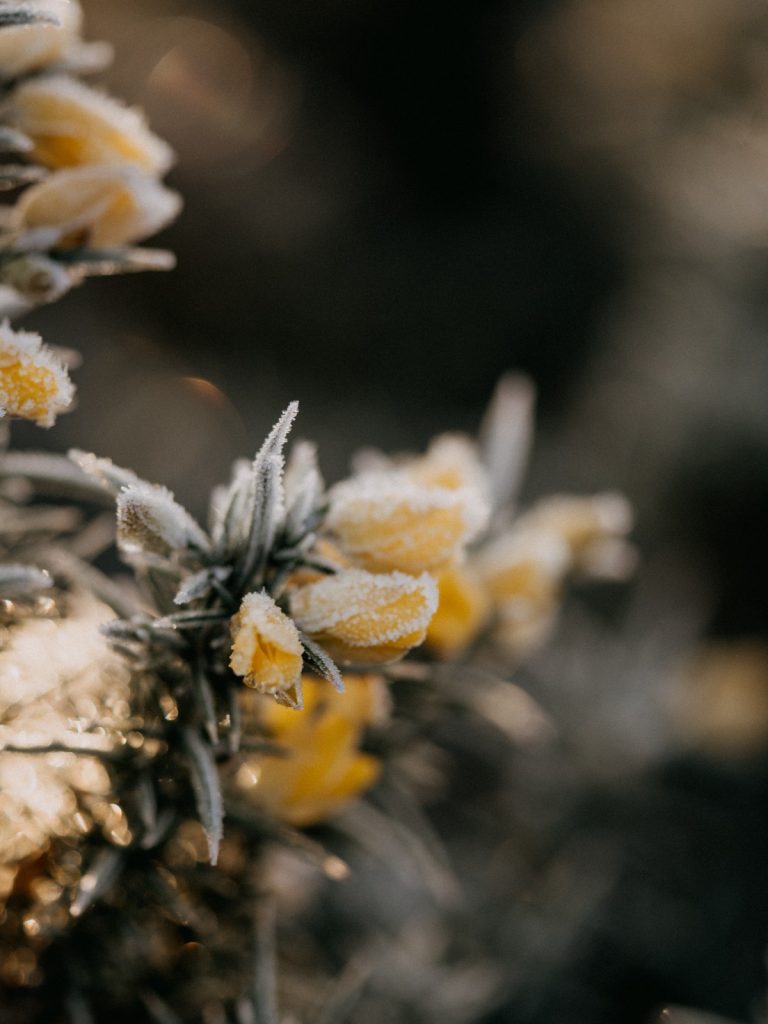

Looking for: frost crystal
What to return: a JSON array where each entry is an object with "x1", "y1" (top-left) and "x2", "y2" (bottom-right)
[{"x1": 0, "y1": 318, "x2": 73, "y2": 426}]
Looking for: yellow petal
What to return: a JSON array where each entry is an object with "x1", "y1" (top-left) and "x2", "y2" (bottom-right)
[
  {"x1": 425, "y1": 564, "x2": 491, "y2": 659},
  {"x1": 11, "y1": 165, "x2": 181, "y2": 248},
  {"x1": 12, "y1": 75, "x2": 173, "y2": 173},
  {"x1": 229, "y1": 591, "x2": 304, "y2": 698},
  {"x1": 0, "y1": 321, "x2": 73, "y2": 427},
  {"x1": 327, "y1": 473, "x2": 488, "y2": 574},
  {"x1": 290, "y1": 570, "x2": 438, "y2": 665},
  {"x1": 239, "y1": 675, "x2": 386, "y2": 826}
]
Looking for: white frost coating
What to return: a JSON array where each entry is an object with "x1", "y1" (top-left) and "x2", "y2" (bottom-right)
[
  {"x1": 68, "y1": 448, "x2": 142, "y2": 492},
  {"x1": 0, "y1": 318, "x2": 73, "y2": 426},
  {"x1": 290, "y1": 569, "x2": 439, "y2": 645},
  {"x1": 11, "y1": 165, "x2": 182, "y2": 247},
  {"x1": 11, "y1": 73, "x2": 174, "y2": 173},
  {"x1": 328, "y1": 472, "x2": 489, "y2": 551},
  {"x1": 229, "y1": 590, "x2": 303, "y2": 693},
  {"x1": 475, "y1": 525, "x2": 570, "y2": 582},
  {"x1": 0, "y1": 1, "x2": 82, "y2": 80},
  {"x1": 117, "y1": 482, "x2": 209, "y2": 556},
  {"x1": 406, "y1": 431, "x2": 491, "y2": 500}
]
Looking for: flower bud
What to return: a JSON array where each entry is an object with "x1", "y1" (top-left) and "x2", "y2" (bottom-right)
[
  {"x1": 405, "y1": 432, "x2": 490, "y2": 497},
  {"x1": 0, "y1": 319, "x2": 73, "y2": 426},
  {"x1": 11, "y1": 75, "x2": 173, "y2": 173},
  {"x1": 0, "y1": 0, "x2": 82, "y2": 80},
  {"x1": 518, "y1": 493, "x2": 634, "y2": 578},
  {"x1": 290, "y1": 569, "x2": 438, "y2": 665},
  {"x1": 477, "y1": 528, "x2": 568, "y2": 657},
  {"x1": 237, "y1": 674, "x2": 385, "y2": 827},
  {"x1": 425, "y1": 564, "x2": 491, "y2": 659},
  {"x1": 11, "y1": 165, "x2": 182, "y2": 248},
  {"x1": 229, "y1": 591, "x2": 304, "y2": 699},
  {"x1": 327, "y1": 473, "x2": 488, "y2": 574},
  {"x1": 116, "y1": 483, "x2": 208, "y2": 558}
]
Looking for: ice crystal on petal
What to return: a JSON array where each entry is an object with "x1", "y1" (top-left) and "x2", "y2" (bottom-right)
[
  {"x1": 229, "y1": 590, "x2": 304, "y2": 698},
  {"x1": 327, "y1": 472, "x2": 489, "y2": 574},
  {"x1": 10, "y1": 74, "x2": 174, "y2": 173},
  {"x1": 0, "y1": 318, "x2": 73, "y2": 426},
  {"x1": 290, "y1": 569, "x2": 439, "y2": 665}
]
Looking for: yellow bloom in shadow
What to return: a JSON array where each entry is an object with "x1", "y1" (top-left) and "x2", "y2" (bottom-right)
[
  {"x1": 327, "y1": 473, "x2": 487, "y2": 574},
  {"x1": 426, "y1": 564, "x2": 491, "y2": 659},
  {"x1": 229, "y1": 591, "x2": 304, "y2": 703},
  {"x1": 0, "y1": 321, "x2": 73, "y2": 427},
  {"x1": 11, "y1": 165, "x2": 182, "y2": 248},
  {"x1": 12, "y1": 75, "x2": 173, "y2": 173},
  {"x1": 239, "y1": 675, "x2": 386, "y2": 827},
  {"x1": 291, "y1": 569, "x2": 438, "y2": 665}
]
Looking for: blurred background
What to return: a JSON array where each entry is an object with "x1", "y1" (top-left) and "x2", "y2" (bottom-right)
[{"x1": 14, "y1": 1, "x2": 768, "y2": 1021}]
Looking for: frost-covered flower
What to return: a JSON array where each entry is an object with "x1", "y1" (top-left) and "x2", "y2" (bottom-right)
[
  {"x1": 229, "y1": 591, "x2": 304, "y2": 699},
  {"x1": 0, "y1": 0, "x2": 82, "y2": 81},
  {"x1": 516, "y1": 493, "x2": 635, "y2": 580},
  {"x1": 0, "y1": 319, "x2": 73, "y2": 426},
  {"x1": 290, "y1": 569, "x2": 438, "y2": 665},
  {"x1": 10, "y1": 164, "x2": 182, "y2": 248},
  {"x1": 405, "y1": 432, "x2": 490, "y2": 498},
  {"x1": 476, "y1": 529, "x2": 569, "y2": 656},
  {"x1": 425, "y1": 564, "x2": 491, "y2": 659},
  {"x1": 326, "y1": 472, "x2": 488, "y2": 574},
  {"x1": 10, "y1": 74, "x2": 173, "y2": 173},
  {"x1": 237, "y1": 674, "x2": 385, "y2": 827}
]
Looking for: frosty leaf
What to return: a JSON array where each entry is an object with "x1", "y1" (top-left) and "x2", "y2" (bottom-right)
[
  {"x1": 283, "y1": 439, "x2": 324, "y2": 544},
  {"x1": 117, "y1": 481, "x2": 210, "y2": 559},
  {"x1": 182, "y1": 726, "x2": 223, "y2": 865},
  {"x1": 235, "y1": 401, "x2": 299, "y2": 588},
  {"x1": 55, "y1": 246, "x2": 176, "y2": 277},
  {"x1": 0, "y1": 450, "x2": 114, "y2": 504},
  {"x1": 68, "y1": 448, "x2": 143, "y2": 495},
  {"x1": 0, "y1": 563, "x2": 51, "y2": 596},
  {"x1": 174, "y1": 566, "x2": 231, "y2": 606},
  {"x1": 478, "y1": 373, "x2": 535, "y2": 516},
  {"x1": 0, "y1": 7, "x2": 59, "y2": 28},
  {"x1": 71, "y1": 848, "x2": 124, "y2": 918},
  {"x1": 0, "y1": 163, "x2": 46, "y2": 189},
  {"x1": 0, "y1": 127, "x2": 33, "y2": 152},
  {"x1": 210, "y1": 457, "x2": 251, "y2": 553},
  {"x1": 191, "y1": 663, "x2": 219, "y2": 746},
  {"x1": 299, "y1": 632, "x2": 344, "y2": 693},
  {"x1": 245, "y1": 899, "x2": 279, "y2": 1024}
]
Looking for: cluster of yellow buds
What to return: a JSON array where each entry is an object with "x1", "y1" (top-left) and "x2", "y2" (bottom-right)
[{"x1": 0, "y1": 0, "x2": 180, "y2": 315}]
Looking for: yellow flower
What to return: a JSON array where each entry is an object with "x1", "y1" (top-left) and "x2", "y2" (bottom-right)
[
  {"x1": 237, "y1": 675, "x2": 385, "y2": 827},
  {"x1": 425, "y1": 564, "x2": 491, "y2": 659},
  {"x1": 477, "y1": 529, "x2": 569, "y2": 657},
  {"x1": 326, "y1": 472, "x2": 488, "y2": 574},
  {"x1": 405, "y1": 432, "x2": 490, "y2": 496},
  {"x1": 0, "y1": 320, "x2": 73, "y2": 426},
  {"x1": 290, "y1": 569, "x2": 438, "y2": 665},
  {"x1": 229, "y1": 591, "x2": 304, "y2": 701},
  {"x1": 517, "y1": 493, "x2": 634, "y2": 578},
  {"x1": 11, "y1": 75, "x2": 173, "y2": 173},
  {"x1": 0, "y1": 0, "x2": 82, "y2": 81},
  {"x1": 10, "y1": 165, "x2": 182, "y2": 248}
]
